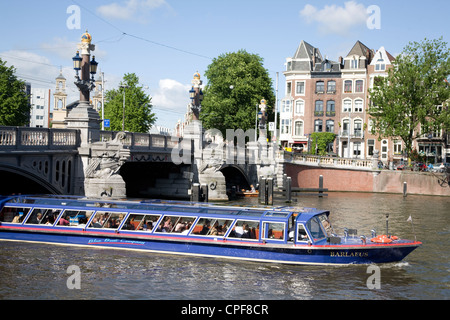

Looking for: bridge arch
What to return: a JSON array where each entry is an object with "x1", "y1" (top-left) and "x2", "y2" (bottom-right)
[
  {"x1": 0, "y1": 164, "x2": 61, "y2": 195},
  {"x1": 219, "y1": 164, "x2": 252, "y2": 192}
]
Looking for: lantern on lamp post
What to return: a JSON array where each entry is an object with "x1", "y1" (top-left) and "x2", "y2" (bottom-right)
[{"x1": 72, "y1": 30, "x2": 98, "y2": 105}]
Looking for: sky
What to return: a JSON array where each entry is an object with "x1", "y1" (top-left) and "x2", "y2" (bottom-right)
[{"x1": 0, "y1": 0, "x2": 448, "y2": 131}]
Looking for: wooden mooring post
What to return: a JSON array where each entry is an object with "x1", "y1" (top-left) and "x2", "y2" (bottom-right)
[
  {"x1": 191, "y1": 183, "x2": 209, "y2": 202},
  {"x1": 260, "y1": 176, "x2": 292, "y2": 205},
  {"x1": 291, "y1": 175, "x2": 328, "y2": 197}
]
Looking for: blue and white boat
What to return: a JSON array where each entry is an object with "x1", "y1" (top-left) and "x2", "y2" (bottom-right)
[{"x1": 0, "y1": 195, "x2": 421, "y2": 265}]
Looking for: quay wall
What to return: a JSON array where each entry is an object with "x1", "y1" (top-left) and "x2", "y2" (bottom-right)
[{"x1": 285, "y1": 164, "x2": 450, "y2": 197}]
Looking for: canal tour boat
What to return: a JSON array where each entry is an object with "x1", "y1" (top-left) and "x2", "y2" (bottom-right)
[{"x1": 0, "y1": 195, "x2": 421, "y2": 265}]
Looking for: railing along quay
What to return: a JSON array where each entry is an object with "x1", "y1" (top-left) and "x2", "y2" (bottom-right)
[{"x1": 282, "y1": 152, "x2": 374, "y2": 171}]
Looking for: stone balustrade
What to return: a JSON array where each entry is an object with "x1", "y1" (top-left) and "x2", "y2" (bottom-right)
[
  {"x1": 282, "y1": 152, "x2": 375, "y2": 171},
  {"x1": 0, "y1": 127, "x2": 79, "y2": 150}
]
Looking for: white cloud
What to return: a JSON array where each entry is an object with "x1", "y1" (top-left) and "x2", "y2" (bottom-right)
[
  {"x1": 151, "y1": 79, "x2": 191, "y2": 127},
  {"x1": 300, "y1": 1, "x2": 369, "y2": 36},
  {"x1": 97, "y1": 0, "x2": 167, "y2": 22},
  {"x1": 152, "y1": 79, "x2": 190, "y2": 110}
]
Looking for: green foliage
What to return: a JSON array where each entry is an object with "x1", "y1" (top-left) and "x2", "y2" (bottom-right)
[
  {"x1": 0, "y1": 58, "x2": 30, "y2": 126},
  {"x1": 369, "y1": 38, "x2": 450, "y2": 158},
  {"x1": 103, "y1": 73, "x2": 156, "y2": 133},
  {"x1": 310, "y1": 132, "x2": 336, "y2": 155},
  {"x1": 200, "y1": 50, "x2": 275, "y2": 137}
]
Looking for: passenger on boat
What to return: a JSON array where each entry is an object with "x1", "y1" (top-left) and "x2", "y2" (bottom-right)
[
  {"x1": 209, "y1": 221, "x2": 219, "y2": 236},
  {"x1": 78, "y1": 217, "x2": 88, "y2": 227},
  {"x1": 241, "y1": 224, "x2": 251, "y2": 238},
  {"x1": 91, "y1": 218, "x2": 102, "y2": 228},
  {"x1": 11, "y1": 214, "x2": 20, "y2": 224},
  {"x1": 181, "y1": 223, "x2": 191, "y2": 235},
  {"x1": 163, "y1": 216, "x2": 173, "y2": 232},
  {"x1": 144, "y1": 220, "x2": 153, "y2": 231},
  {"x1": 58, "y1": 215, "x2": 69, "y2": 226},
  {"x1": 175, "y1": 219, "x2": 185, "y2": 233},
  {"x1": 200, "y1": 220, "x2": 210, "y2": 235}
]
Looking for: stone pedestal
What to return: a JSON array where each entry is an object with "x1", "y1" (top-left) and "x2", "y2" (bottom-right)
[
  {"x1": 83, "y1": 133, "x2": 131, "y2": 199},
  {"x1": 84, "y1": 175, "x2": 127, "y2": 199}
]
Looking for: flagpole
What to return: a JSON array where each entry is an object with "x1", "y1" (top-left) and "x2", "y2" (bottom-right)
[{"x1": 407, "y1": 215, "x2": 417, "y2": 242}]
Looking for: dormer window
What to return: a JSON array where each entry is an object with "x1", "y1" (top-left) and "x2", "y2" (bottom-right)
[{"x1": 351, "y1": 59, "x2": 359, "y2": 69}]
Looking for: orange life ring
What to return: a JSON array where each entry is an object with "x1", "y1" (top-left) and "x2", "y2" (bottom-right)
[{"x1": 370, "y1": 235, "x2": 393, "y2": 244}]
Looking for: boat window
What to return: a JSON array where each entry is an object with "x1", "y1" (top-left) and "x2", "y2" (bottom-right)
[
  {"x1": 56, "y1": 210, "x2": 94, "y2": 227},
  {"x1": 88, "y1": 211, "x2": 127, "y2": 229},
  {"x1": 191, "y1": 218, "x2": 234, "y2": 237},
  {"x1": 316, "y1": 212, "x2": 333, "y2": 236},
  {"x1": 263, "y1": 222, "x2": 285, "y2": 241},
  {"x1": 227, "y1": 220, "x2": 260, "y2": 240},
  {"x1": 122, "y1": 214, "x2": 161, "y2": 231},
  {"x1": 296, "y1": 224, "x2": 310, "y2": 243},
  {"x1": 155, "y1": 215, "x2": 196, "y2": 234},
  {"x1": 0, "y1": 206, "x2": 31, "y2": 223},
  {"x1": 24, "y1": 208, "x2": 61, "y2": 225},
  {"x1": 306, "y1": 217, "x2": 326, "y2": 241},
  {"x1": 264, "y1": 211, "x2": 290, "y2": 218}
]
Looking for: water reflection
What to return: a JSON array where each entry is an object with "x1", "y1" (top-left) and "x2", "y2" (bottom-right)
[{"x1": 0, "y1": 192, "x2": 448, "y2": 299}]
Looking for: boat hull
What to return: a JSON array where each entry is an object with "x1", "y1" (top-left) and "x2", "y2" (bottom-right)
[{"x1": 0, "y1": 227, "x2": 420, "y2": 265}]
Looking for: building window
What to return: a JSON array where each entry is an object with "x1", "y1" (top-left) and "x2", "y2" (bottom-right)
[
  {"x1": 353, "y1": 142, "x2": 362, "y2": 157},
  {"x1": 314, "y1": 120, "x2": 323, "y2": 132},
  {"x1": 281, "y1": 100, "x2": 291, "y2": 113},
  {"x1": 368, "y1": 139, "x2": 375, "y2": 156},
  {"x1": 315, "y1": 100, "x2": 324, "y2": 116},
  {"x1": 394, "y1": 140, "x2": 403, "y2": 155},
  {"x1": 344, "y1": 80, "x2": 352, "y2": 93},
  {"x1": 286, "y1": 82, "x2": 292, "y2": 95},
  {"x1": 295, "y1": 100, "x2": 304, "y2": 115},
  {"x1": 326, "y1": 120, "x2": 334, "y2": 133},
  {"x1": 296, "y1": 81, "x2": 305, "y2": 95},
  {"x1": 343, "y1": 99, "x2": 352, "y2": 112},
  {"x1": 351, "y1": 59, "x2": 359, "y2": 69},
  {"x1": 354, "y1": 99, "x2": 363, "y2": 112},
  {"x1": 316, "y1": 81, "x2": 325, "y2": 93},
  {"x1": 354, "y1": 119, "x2": 363, "y2": 137},
  {"x1": 355, "y1": 80, "x2": 364, "y2": 93},
  {"x1": 294, "y1": 121, "x2": 304, "y2": 136},
  {"x1": 281, "y1": 119, "x2": 291, "y2": 134},
  {"x1": 342, "y1": 119, "x2": 350, "y2": 136},
  {"x1": 326, "y1": 100, "x2": 335, "y2": 116},
  {"x1": 327, "y1": 80, "x2": 336, "y2": 93}
]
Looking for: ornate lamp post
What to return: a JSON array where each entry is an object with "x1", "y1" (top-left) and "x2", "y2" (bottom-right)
[
  {"x1": 66, "y1": 30, "x2": 101, "y2": 147},
  {"x1": 72, "y1": 30, "x2": 98, "y2": 105},
  {"x1": 189, "y1": 72, "x2": 203, "y2": 121}
]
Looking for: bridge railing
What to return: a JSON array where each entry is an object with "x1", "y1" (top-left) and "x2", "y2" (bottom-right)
[
  {"x1": 283, "y1": 152, "x2": 375, "y2": 170},
  {"x1": 0, "y1": 127, "x2": 79, "y2": 150},
  {"x1": 99, "y1": 131, "x2": 181, "y2": 151}
]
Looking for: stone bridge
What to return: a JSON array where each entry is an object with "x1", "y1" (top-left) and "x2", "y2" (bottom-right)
[{"x1": 0, "y1": 125, "x2": 280, "y2": 200}]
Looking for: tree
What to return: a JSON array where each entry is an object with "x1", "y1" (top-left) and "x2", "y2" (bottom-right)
[
  {"x1": 0, "y1": 58, "x2": 30, "y2": 126},
  {"x1": 200, "y1": 50, "x2": 275, "y2": 138},
  {"x1": 310, "y1": 132, "x2": 336, "y2": 155},
  {"x1": 368, "y1": 38, "x2": 450, "y2": 161},
  {"x1": 103, "y1": 73, "x2": 156, "y2": 133}
]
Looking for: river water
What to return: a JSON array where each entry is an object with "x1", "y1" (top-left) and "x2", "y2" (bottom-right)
[{"x1": 0, "y1": 192, "x2": 448, "y2": 301}]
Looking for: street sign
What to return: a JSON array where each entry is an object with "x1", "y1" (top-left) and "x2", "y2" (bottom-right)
[
  {"x1": 269, "y1": 122, "x2": 275, "y2": 132},
  {"x1": 104, "y1": 119, "x2": 110, "y2": 128}
]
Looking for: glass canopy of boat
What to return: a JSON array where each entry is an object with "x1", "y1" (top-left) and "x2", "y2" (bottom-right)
[{"x1": 1, "y1": 195, "x2": 299, "y2": 219}]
